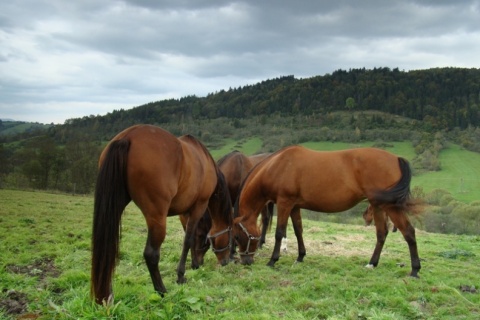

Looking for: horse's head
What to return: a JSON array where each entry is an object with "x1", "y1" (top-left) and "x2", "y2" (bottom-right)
[
  {"x1": 233, "y1": 216, "x2": 261, "y2": 265},
  {"x1": 207, "y1": 223, "x2": 232, "y2": 266}
]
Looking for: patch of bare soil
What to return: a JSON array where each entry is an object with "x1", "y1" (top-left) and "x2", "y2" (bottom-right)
[
  {"x1": 261, "y1": 233, "x2": 373, "y2": 258},
  {"x1": 459, "y1": 285, "x2": 477, "y2": 293},
  {"x1": 0, "y1": 289, "x2": 28, "y2": 316},
  {"x1": 6, "y1": 257, "x2": 61, "y2": 281},
  {"x1": 2, "y1": 257, "x2": 61, "y2": 317}
]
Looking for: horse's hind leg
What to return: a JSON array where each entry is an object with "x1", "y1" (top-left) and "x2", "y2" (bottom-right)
[
  {"x1": 144, "y1": 218, "x2": 167, "y2": 296},
  {"x1": 367, "y1": 206, "x2": 389, "y2": 268},
  {"x1": 290, "y1": 207, "x2": 306, "y2": 262},
  {"x1": 387, "y1": 209, "x2": 421, "y2": 277}
]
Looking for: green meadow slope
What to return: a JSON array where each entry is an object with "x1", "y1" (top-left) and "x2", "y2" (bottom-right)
[{"x1": 0, "y1": 189, "x2": 478, "y2": 319}]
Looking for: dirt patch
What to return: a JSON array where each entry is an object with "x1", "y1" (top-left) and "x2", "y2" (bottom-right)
[
  {"x1": 0, "y1": 289, "x2": 28, "y2": 316},
  {"x1": 6, "y1": 257, "x2": 61, "y2": 281},
  {"x1": 2, "y1": 258, "x2": 61, "y2": 317},
  {"x1": 261, "y1": 233, "x2": 373, "y2": 257},
  {"x1": 459, "y1": 285, "x2": 477, "y2": 293},
  {"x1": 303, "y1": 235, "x2": 373, "y2": 257}
]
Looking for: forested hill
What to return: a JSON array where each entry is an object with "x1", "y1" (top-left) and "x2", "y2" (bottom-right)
[
  {"x1": 2, "y1": 67, "x2": 480, "y2": 199},
  {"x1": 50, "y1": 67, "x2": 480, "y2": 140}
]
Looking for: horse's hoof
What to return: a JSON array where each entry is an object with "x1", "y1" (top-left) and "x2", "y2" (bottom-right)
[
  {"x1": 154, "y1": 290, "x2": 166, "y2": 298},
  {"x1": 267, "y1": 261, "x2": 276, "y2": 267},
  {"x1": 176, "y1": 277, "x2": 187, "y2": 284},
  {"x1": 365, "y1": 264, "x2": 375, "y2": 269}
]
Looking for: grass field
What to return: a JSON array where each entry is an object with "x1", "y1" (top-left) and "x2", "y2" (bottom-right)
[
  {"x1": 210, "y1": 137, "x2": 263, "y2": 159},
  {"x1": 1, "y1": 189, "x2": 479, "y2": 319}
]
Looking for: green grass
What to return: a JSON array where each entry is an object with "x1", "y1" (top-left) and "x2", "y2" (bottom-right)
[
  {"x1": 210, "y1": 137, "x2": 263, "y2": 159},
  {"x1": 1, "y1": 189, "x2": 479, "y2": 319},
  {"x1": 412, "y1": 144, "x2": 480, "y2": 202}
]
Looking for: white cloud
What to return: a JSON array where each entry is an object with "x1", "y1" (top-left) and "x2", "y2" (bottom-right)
[{"x1": 1, "y1": 0, "x2": 479, "y2": 124}]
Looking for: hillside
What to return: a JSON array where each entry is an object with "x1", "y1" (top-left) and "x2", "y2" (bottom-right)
[
  {"x1": 0, "y1": 120, "x2": 51, "y2": 136},
  {"x1": 0, "y1": 67, "x2": 479, "y2": 235}
]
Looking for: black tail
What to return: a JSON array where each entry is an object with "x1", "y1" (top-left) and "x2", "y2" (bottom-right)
[
  {"x1": 91, "y1": 139, "x2": 131, "y2": 304},
  {"x1": 265, "y1": 202, "x2": 274, "y2": 232},
  {"x1": 373, "y1": 157, "x2": 412, "y2": 210}
]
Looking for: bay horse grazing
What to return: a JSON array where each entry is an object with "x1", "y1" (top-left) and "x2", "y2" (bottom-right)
[
  {"x1": 217, "y1": 151, "x2": 274, "y2": 248},
  {"x1": 178, "y1": 150, "x2": 274, "y2": 267},
  {"x1": 233, "y1": 146, "x2": 421, "y2": 278},
  {"x1": 91, "y1": 125, "x2": 232, "y2": 304}
]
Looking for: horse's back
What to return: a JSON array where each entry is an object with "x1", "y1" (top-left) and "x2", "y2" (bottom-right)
[
  {"x1": 178, "y1": 134, "x2": 218, "y2": 191},
  {"x1": 218, "y1": 151, "x2": 252, "y2": 202},
  {"x1": 248, "y1": 146, "x2": 404, "y2": 211},
  {"x1": 248, "y1": 153, "x2": 272, "y2": 166},
  {"x1": 106, "y1": 125, "x2": 216, "y2": 215}
]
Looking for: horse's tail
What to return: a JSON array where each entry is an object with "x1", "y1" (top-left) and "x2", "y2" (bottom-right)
[
  {"x1": 91, "y1": 139, "x2": 131, "y2": 304},
  {"x1": 373, "y1": 157, "x2": 416, "y2": 211},
  {"x1": 266, "y1": 202, "x2": 274, "y2": 232}
]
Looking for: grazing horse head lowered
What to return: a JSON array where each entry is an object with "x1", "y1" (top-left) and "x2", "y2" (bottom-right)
[{"x1": 234, "y1": 146, "x2": 422, "y2": 277}]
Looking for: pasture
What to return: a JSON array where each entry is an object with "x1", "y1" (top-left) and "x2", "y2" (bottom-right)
[{"x1": 1, "y1": 189, "x2": 479, "y2": 319}]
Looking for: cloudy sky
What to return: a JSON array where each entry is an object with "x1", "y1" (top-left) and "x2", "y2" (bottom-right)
[{"x1": 1, "y1": 0, "x2": 479, "y2": 124}]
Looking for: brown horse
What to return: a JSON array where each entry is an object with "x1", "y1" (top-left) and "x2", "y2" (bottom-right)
[
  {"x1": 91, "y1": 125, "x2": 232, "y2": 304},
  {"x1": 217, "y1": 151, "x2": 274, "y2": 248},
  {"x1": 233, "y1": 146, "x2": 421, "y2": 277},
  {"x1": 178, "y1": 150, "x2": 274, "y2": 266}
]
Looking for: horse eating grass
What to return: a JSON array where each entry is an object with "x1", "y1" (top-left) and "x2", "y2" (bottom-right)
[
  {"x1": 179, "y1": 150, "x2": 274, "y2": 266},
  {"x1": 233, "y1": 146, "x2": 422, "y2": 277},
  {"x1": 91, "y1": 125, "x2": 232, "y2": 304},
  {"x1": 217, "y1": 151, "x2": 274, "y2": 248}
]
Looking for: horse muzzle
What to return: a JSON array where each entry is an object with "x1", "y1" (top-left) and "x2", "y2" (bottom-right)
[
  {"x1": 219, "y1": 257, "x2": 230, "y2": 266},
  {"x1": 240, "y1": 255, "x2": 254, "y2": 265}
]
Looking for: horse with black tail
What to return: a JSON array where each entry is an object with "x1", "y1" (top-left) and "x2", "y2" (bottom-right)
[
  {"x1": 91, "y1": 125, "x2": 232, "y2": 304},
  {"x1": 233, "y1": 146, "x2": 421, "y2": 277}
]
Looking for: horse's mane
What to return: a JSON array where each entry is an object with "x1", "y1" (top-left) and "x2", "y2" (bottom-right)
[{"x1": 214, "y1": 168, "x2": 233, "y2": 225}]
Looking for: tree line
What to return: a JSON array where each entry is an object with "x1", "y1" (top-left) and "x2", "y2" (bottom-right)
[{"x1": 1, "y1": 67, "x2": 480, "y2": 235}]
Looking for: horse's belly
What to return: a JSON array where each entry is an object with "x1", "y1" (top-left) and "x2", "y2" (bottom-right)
[{"x1": 301, "y1": 192, "x2": 363, "y2": 213}]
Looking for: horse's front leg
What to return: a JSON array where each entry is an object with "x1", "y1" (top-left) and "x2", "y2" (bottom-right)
[
  {"x1": 367, "y1": 206, "x2": 388, "y2": 268},
  {"x1": 290, "y1": 207, "x2": 306, "y2": 262},
  {"x1": 144, "y1": 220, "x2": 167, "y2": 296},
  {"x1": 387, "y1": 209, "x2": 421, "y2": 277},
  {"x1": 267, "y1": 204, "x2": 290, "y2": 267}
]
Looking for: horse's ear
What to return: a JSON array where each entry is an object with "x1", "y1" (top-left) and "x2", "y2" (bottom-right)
[{"x1": 233, "y1": 216, "x2": 244, "y2": 225}]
